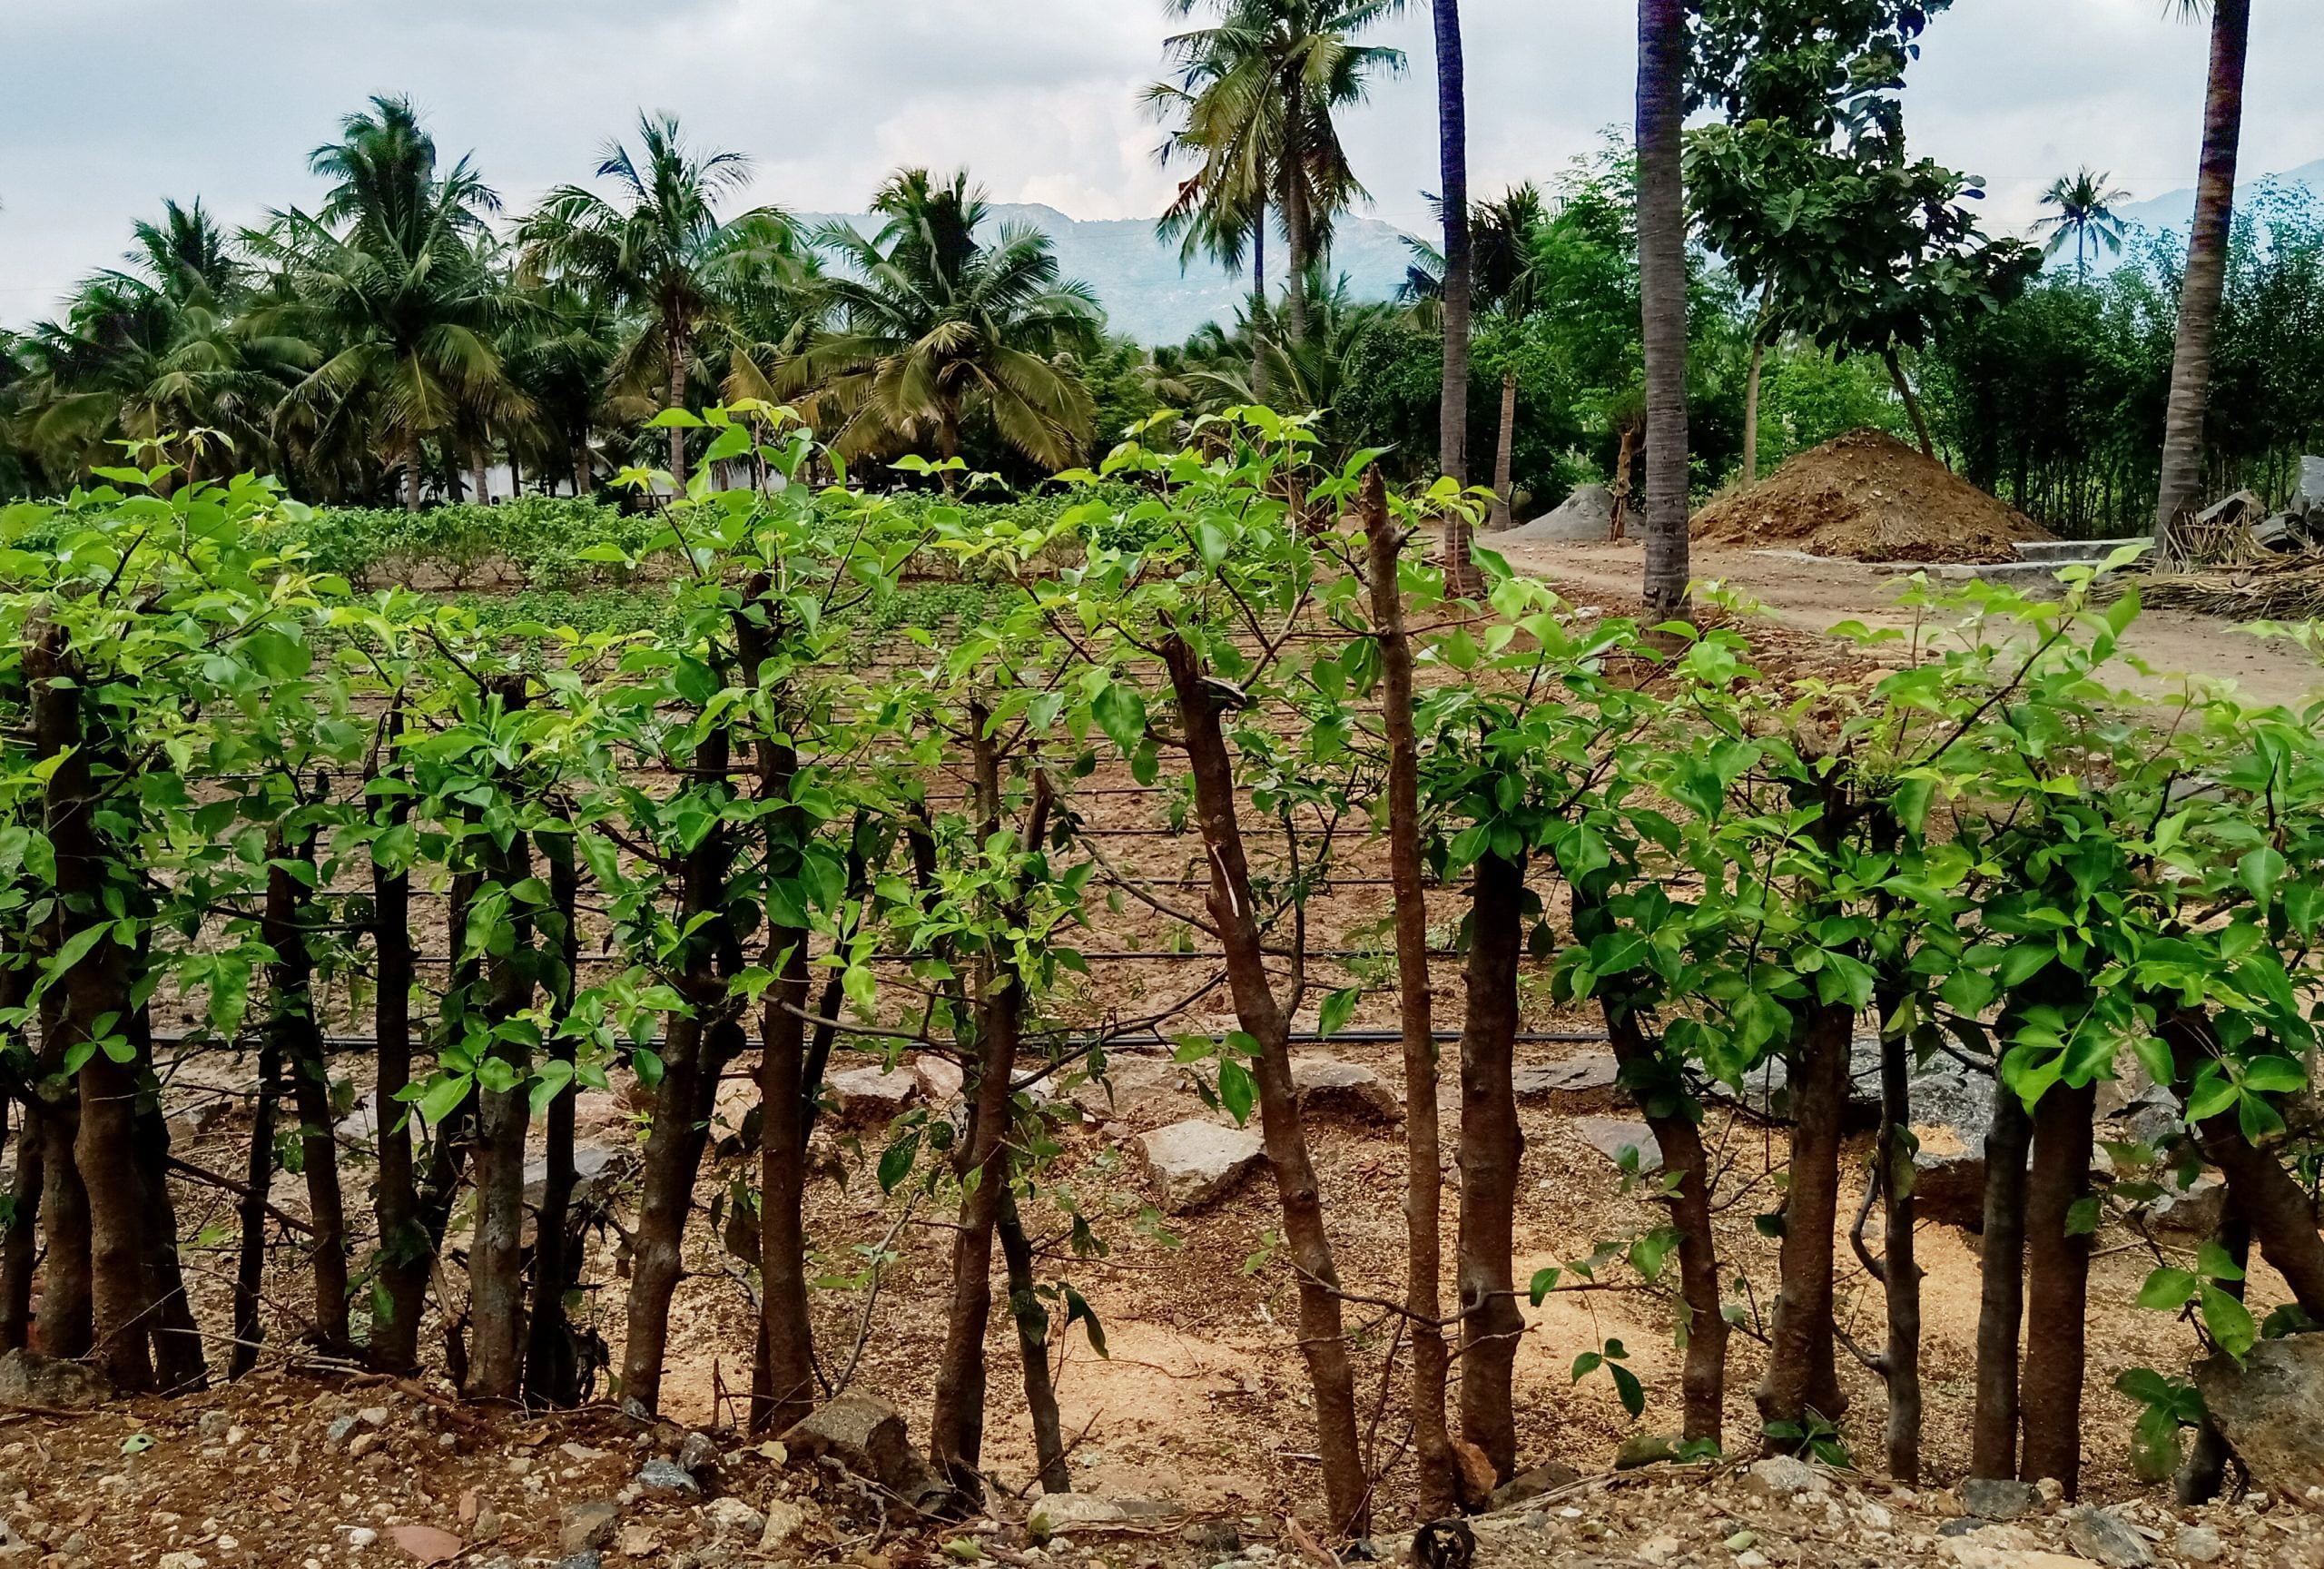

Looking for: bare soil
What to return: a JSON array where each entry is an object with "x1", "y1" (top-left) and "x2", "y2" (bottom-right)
[{"x1": 1689, "y1": 431, "x2": 2052, "y2": 565}]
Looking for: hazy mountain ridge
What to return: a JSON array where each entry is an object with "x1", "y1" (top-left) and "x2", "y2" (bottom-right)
[
  {"x1": 2112, "y1": 156, "x2": 2324, "y2": 236},
  {"x1": 798, "y1": 202, "x2": 1422, "y2": 345}
]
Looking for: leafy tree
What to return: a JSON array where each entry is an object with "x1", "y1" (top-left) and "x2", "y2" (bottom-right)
[
  {"x1": 516, "y1": 113, "x2": 805, "y2": 488},
  {"x1": 2035, "y1": 167, "x2": 2133, "y2": 280},
  {"x1": 809, "y1": 170, "x2": 1102, "y2": 472},
  {"x1": 246, "y1": 96, "x2": 526, "y2": 510}
]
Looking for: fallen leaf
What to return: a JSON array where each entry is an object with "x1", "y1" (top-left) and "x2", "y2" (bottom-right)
[{"x1": 390, "y1": 1523, "x2": 465, "y2": 1564}]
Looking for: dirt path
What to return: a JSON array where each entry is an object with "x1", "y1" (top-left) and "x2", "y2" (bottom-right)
[{"x1": 1492, "y1": 536, "x2": 2324, "y2": 711}]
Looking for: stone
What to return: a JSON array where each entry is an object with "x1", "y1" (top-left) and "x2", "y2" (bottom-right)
[
  {"x1": 560, "y1": 1500, "x2": 620, "y2": 1555},
  {"x1": 1614, "y1": 1434, "x2": 1678, "y2": 1469},
  {"x1": 1936, "y1": 1548, "x2": 2086, "y2": 1569},
  {"x1": 388, "y1": 1524, "x2": 466, "y2": 1564},
  {"x1": 2196, "y1": 1333, "x2": 2324, "y2": 1499},
  {"x1": 1958, "y1": 1476, "x2": 2041, "y2": 1522},
  {"x1": 0, "y1": 1351, "x2": 110, "y2": 1411},
  {"x1": 1133, "y1": 1120, "x2": 1266, "y2": 1212},
  {"x1": 1025, "y1": 1493, "x2": 1179, "y2": 1543},
  {"x1": 675, "y1": 1431, "x2": 720, "y2": 1475},
  {"x1": 197, "y1": 1409, "x2": 230, "y2": 1440},
  {"x1": 2063, "y1": 1507, "x2": 2151, "y2": 1567},
  {"x1": 327, "y1": 1414, "x2": 359, "y2": 1447},
  {"x1": 2144, "y1": 1172, "x2": 2228, "y2": 1236},
  {"x1": 1571, "y1": 1117, "x2": 1660, "y2": 1173},
  {"x1": 1905, "y1": 1123, "x2": 1992, "y2": 1229},
  {"x1": 781, "y1": 1392, "x2": 921, "y2": 1492},
  {"x1": 1512, "y1": 1054, "x2": 1620, "y2": 1097},
  {"x1": 1181, "y1": 1520, "x2": 1241, "y2": 1554},
  {"x1": 1743, "y1": 1456, "x2": 1827, "y2": 1498},
  {"x1": 758, "y1": 1499, "x2": 814, "y2": 1552},
  {"x1": 1288, "y1": 1056, "x2": 1401, "y2": 1122},
  {"x1": 523, "y1": 1143, "x2": 626, "y2": 1209},
  {"x1": 912, "y1": 1054, "x2": 966, "y2": 1101},
  {"x1": 1486, "y1": 1461, "x2": 1581, "y2": 1510},
  {"x1": 2174, "y1": 1525, "x2": 2224, "y2": 1564},
  {"x1": 823, "y1": 1065, "x2": 917, "y2": 1125},
  {"x1": 1070, "y1": 1056, "x2": 1198, "y2": 1120},
  {"x1": 556, "y1": 1554, "x2": 603, "y2": 1569},
  {"x1": 2298, "y1": 455, "x2": 2324, "y2": 517},
  {"x1": 638, "y1": 1456, "x2": 698, "y2": 1493},
  {"x1": 358, "y1": 1405, "x2": 390, "y2": 1426},
  {"x1": 704, "y1": 1497, "x2": 765, "y2": 1538}
]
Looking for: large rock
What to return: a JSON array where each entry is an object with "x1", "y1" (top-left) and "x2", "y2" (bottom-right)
[
  {"x1": 1512, "y1": 1055, "x2": 1620, "y2": 1098},
  {"x1": 1571, "y1": 1117, "x2": 1660, "y2": 1173},
  {"x1": 2063, "y1": 1506, "x2": 2152, "y2": 1568},
  {"x1": 1958, "y1": 1476, "x2": 2041, "y2": 1521},
  {"x1": 1135, "y1": 1120, "x2": 1265, "y2": 1212},
  {"x1": 1290, "y1": 1056, "x2": 1402, "y2": 1122},
  {"x1": 2196, "y1": 1333, "x2": 2324, "y2": 1498},
  {"x1": 1505, "y1": 484, "x2": 1614, "y2": 541},
  {"x1": 780, "y1": 1393, "x2": 921, "y2": 1493},
  {"x1": 823, "y1": 1065, "x2": 917, "y2": 1127},
  {"x1": 1025, "y1": 1493, "x2": 1180, "y2": 1543},
  {"x1": 2143, "y1": 1171, "x2": 2227, "y2": 1236},
  {"x1": 0, "y1": 1350, "x2": 110, "y2": 1410},
  {"x1": 1487, "y1": 1460, "x2": 1581, "y2": 1510},
  {"x1": 1906, "y1": 1125, "x2": 1990, "y2": 1229},
  {"x1": 1070, "y1": 1056, "x2": 1199, "y2": 1121}
]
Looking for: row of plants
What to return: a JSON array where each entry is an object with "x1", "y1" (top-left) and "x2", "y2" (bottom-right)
[{"x1": 0, "y1": 406, "x2": 2317, "y2": 1530}]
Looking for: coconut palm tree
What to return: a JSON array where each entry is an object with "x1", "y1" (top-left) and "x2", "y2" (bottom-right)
[
  {"x1": 1430, "y1": 0, "x2": 1482, "y2": 599},
  {"x1": 1151, "y1": 1, "x2": 1405, "y2": 353},
  {"x1": 1636, "y1": 0, "x2": 1691, "y2": 618},
  {"x1": 247, "y1": 96, "x2": 526, "y2": 509},
  {"x1": 2034, "y1": 167, "x2": 2132, "y2": 280},
  {"x1": 806, "y1": 169, "x2": 1101, "y2": 472},
  {"x1": 2155, "y1": 0, "x2": 2251, "y2": 546},
  {"x1": 517, "y1": 113, "x2": 803, "y2": 488},
  {"x1": 11, "y1": 201, "x2": 307, "y2": 484}
]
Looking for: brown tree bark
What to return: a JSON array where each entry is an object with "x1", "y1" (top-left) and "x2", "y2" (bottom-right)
[
  {"x1": 463, "y1": 828, "x2": 537, "y2": 1402},
  {"x1": 1876, "y1": 1019, "x2": 1922, "y2": 1483},
  {"x1": 1634, "y1": 0, "x2": 1691, "y2": 619},
  {"x1": 229, "y1": 1040, "x2": 278, "y2": 1378},
  {"x1": 2162, "y1": 1011, "x2": 2324, "y2": 1317},
  {"x1": 405, "y1": 432, "x2": 425, "y2": 513},
  {"x1": 754, "y1": 931, "x2": 816, "y2": 1434},
  {"x1": 1361, "y1": 469, "x2": 1459, "y2": 1515},
  {"x1": 1162, "y1": 632, "x2": 1367, "y2": 1535},
  {"x1": 0, "y1": 1105, "x2": 41, "y2": 1354},
  {"x1": 129, "y1": 1041, "x2": 206, "y2": 1392},
  {"x1": 998, "y1": 1188, "x2": 1070, "y2": 1495},
  {"x1": 2154, "y1": 0, "x2": 2250, "y2": 541},
  {"x1": 1970, "y1": 1081, "x2": 2033, "y2": 1478},
  {"x1": 1755, "y1": 1004, "x2": 1853, "y2": 1437},
  {"x1": 1490, "y1": 370, "x2": 1518, "y2": 530},
  {"x1": 666, "y1": 316, "x2": 692, "y2": 488},
  {"x1": 369, "y1": 720, "x2": 424, "y2": 1373},
  {"x1": 1456, "y1": 851, "x2": 1526, "y2": 1480},
  {"x1": 267, "y1": 820, "x2": 352, "y2": 1357},
  {"x1": 523, "y1": 829, "x2": 584, "y2": 1406},
  {"x1": 2018, "y1": 1079, "x2": 2095, "y2": 1495},
  {"x1": 1741, "y1": 338, "x2": 1764, "y2": 486}
]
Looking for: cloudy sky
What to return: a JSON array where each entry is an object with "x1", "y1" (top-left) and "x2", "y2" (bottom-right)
[{"x1": 4, "y1": 0, "x2": 2321, "y2": 327}]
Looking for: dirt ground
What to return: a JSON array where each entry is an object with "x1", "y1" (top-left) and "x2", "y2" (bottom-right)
[{"x1": 1489, "y1": 533, "x2": 2324, "y2": 711}]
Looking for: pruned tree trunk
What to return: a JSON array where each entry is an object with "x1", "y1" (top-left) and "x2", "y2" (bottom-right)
[
  {"x1": 523, "y1": 829, "x2": 584, "y2": 1407},
  {"x1": 0, "y1": 1103, "x2": 42, "y2": 1353},
  {"x1": 2018, "y1": 1079, "x2": 2095, "y2": 1495},
  {"x1": 1162, "y1": 631, "x2": 1366, "y2": 1535},
  {"x1": 1634, "y1": 0, "x2": 1691, "y2": 620},
  {"x1": 369, "y1": 718, "x2": 424, "y2": 1374},
  {"x1": 464, "y1": 680, "x2": 537, "y2": 1404},
  {"x1": 1456, "y1": 851, "x2": 1525, "y2": 1480},
  {"x1": 268, "y1": 815, "x2": 352, "y2": 1357},
  {"x1": 1970, "y1": 1081, "x2": 2032, "y2": 1478},
  {"x1": 1755, "y1": 1005, "x2": 1852, "y2": 1437},
  {"x1": 1876, "y1": 1015, "x2": 1922, "y2": 1483},
  {"x1": 1885, "y1": 350, "x2": 1935, "y2": 460},
  {"x1": 230, "y1": 1040, "x2": 278, "y2": 1379},
  {"x1": 754, "y1": 929, "x2": 816, "y2": 1434},
  {"x1": 1361, "y1": 469, "x2": 1459, "y2": 1515},
  {"x1": 998, "y1": 1189, "x2": 1069, "y2": 1495},
  {"x1": 129, "y1": 1010, "x2": 205, "y2": 1393},
  {"x1": 1490, "y1": 370, "x2": 1518, "y2": 530},
  {"x1": 2154, "y1": 0, "x2": 2250, "y2": 541}
]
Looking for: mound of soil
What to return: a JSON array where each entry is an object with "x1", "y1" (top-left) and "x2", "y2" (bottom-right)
[{"x1": 1691, "y1": 428, "x2": 2051, "y2": 564}]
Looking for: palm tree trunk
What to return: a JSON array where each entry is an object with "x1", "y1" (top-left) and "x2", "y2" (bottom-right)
[
  {"x1": 1886, "y1": 350, "x2": 1935, "y2": 459},
  {"x1": 404, "y1": 432, "x2": 424, "y2": 513},
  {"x1": 1635, "y1": 0, "x2": 1691, "y2": 620},
  {"x1": 666, "y1": 315, "x2": 691, "y2": 488},
  {"x1": 2154, "y1": 0, "x2": 2249, "y2": 543},
  {"x1": 1282, "y1": 89, "x2": 1310, "y2": 352},
  {"x1": 1252, "y1": 206, "x2": 1271, "y2": 403},
  {"x1": 1434, "y1": 0, "x2": 1479, "y2": 596},
  {"x1": 1742, "y1": 338, "x2": 1765, "y2": 486},
  {"x1": 1490, "y1": 370, "x2": 1517, "y2": 529}
]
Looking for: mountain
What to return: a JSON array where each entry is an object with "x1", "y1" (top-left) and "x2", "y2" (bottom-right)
[
  {"x1": 2112, "y1": 156, "x2": 2324, "y2": 236},
  {"x1": 797, "y1": 202, "x2": 1422, "y2": 346}
]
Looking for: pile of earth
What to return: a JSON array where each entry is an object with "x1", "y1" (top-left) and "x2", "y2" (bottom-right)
[{"x1": 1691, "y1": 429, "x2": 2051, "y2": 564}]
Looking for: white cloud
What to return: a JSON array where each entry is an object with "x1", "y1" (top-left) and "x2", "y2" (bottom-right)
[{"x1": 2, "y1": 0, "x2": 2318, "y2": 324}]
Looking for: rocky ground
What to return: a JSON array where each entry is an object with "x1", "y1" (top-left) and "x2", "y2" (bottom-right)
[{"x1": 0, "y1": 1355, "x2": 2315, "y2": 1569}]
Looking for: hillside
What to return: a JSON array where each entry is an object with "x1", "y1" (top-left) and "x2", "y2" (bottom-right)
[
  {"x1": 799, "y1": 202, "x2": 1421, "y2": 345},
  {"x1": 2112, "y1": 154, "x2": 2324, "y2": 235}
]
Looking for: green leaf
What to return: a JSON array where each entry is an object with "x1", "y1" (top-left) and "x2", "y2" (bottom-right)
[
  {"x1": 1316, "y1": 986, "x2": 1359, "y2": 1039},
  {"x1": 1610, "y1": 1362, "x2": 1646, "y2": 1419},
  {"x1": 2196, "y1": 1238, "x2": 2246, "y2": 1282},
  {"x1": 1529, "y1": 1266, "x2": 1561, "y2": 1304},
  {"x1": 878, "y1": 1130, "x2": 921, "y2": 1194},
  {"x1": 1091, "y1": 680, "x2": 1148, "y2": 755},
  {"x1": 2239, "y1": 846, "x2": 2287, "y2": 904},
  {"x1": 418, "y1": 1071, "x2": 472, "y2": 1127},
  {"x1": 2136, "y1": 1267, "x2": 2198, "y2": 1312},
  {"x1": 2200, "y1": 1283, "x2": 2258, "y2": 1358},
  {"x1": 1216, "y1": 1059, "x2": 1256, "y2": 1126},
  {"x1": 2064, "y1": 1195, "x2": 2102, "y2": 1237}
]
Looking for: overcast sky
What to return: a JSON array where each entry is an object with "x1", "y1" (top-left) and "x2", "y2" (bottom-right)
[{"x1": 5, "y1": 0, "x2": 2322, "y2": 328}]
